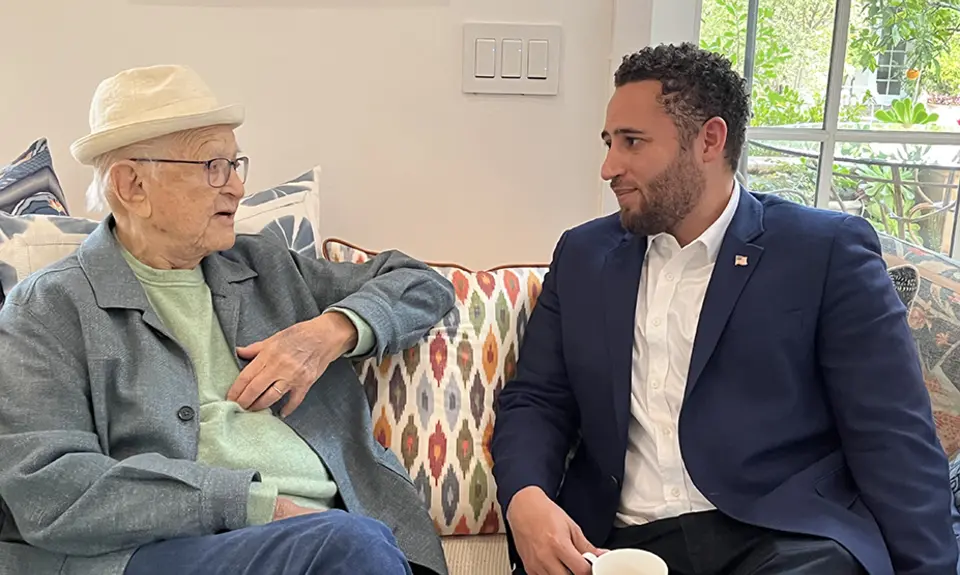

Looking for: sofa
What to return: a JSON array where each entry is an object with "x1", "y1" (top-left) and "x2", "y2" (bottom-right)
[
  {"x1": 323, "y1": 229, "x2": 960, "y2": 575},
  {"x1": 1, "y1": 163, "x2": 959, "y2": 575}
]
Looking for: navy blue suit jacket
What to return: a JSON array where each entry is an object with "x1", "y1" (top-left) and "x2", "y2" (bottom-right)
[{"x1": 491, "y1": 189, "x2": 957, "y2": 575}]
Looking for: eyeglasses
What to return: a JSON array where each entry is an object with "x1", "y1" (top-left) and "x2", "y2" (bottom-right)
[{"x1": 129, "y1": 156, "x2": 249, "y2": 188}]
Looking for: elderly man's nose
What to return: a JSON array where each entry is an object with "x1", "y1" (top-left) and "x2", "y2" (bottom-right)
[{"x1": 224, "y1": 174, "x2": 245, "y2": 198}]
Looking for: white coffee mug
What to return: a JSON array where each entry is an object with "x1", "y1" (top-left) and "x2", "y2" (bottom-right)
[{"x1": 583, "y1": 549, "x2": 669, "y2": 575}]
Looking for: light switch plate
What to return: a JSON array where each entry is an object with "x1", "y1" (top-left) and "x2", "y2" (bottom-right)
[{"x1": 462, "y1": 23, "x2": 562, "y2": 96}]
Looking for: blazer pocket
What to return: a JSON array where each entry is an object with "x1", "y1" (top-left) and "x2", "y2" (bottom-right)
[{"x1": 815, "y1": 466, "x2": 859, "y2": 508}]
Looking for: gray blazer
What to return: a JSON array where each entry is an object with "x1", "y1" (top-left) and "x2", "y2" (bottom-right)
[{"x1": 0, "y1": 218, "x2": 455, "y2": 575}]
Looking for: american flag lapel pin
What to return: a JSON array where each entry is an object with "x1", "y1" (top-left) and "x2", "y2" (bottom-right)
[{"x1": 735, "y1": 255, "x2": 749, "y2": 267}]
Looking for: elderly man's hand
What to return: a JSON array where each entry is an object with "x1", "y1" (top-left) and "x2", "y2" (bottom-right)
[
  {"x1": 273, "y1": 497, "x2": 324, "y2": 521},
  {"x1": 227, "y1": 312, "x2": 359, "y2": 417}
]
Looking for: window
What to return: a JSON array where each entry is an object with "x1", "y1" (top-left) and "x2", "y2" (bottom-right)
[
  {"x1": 700, "y1": 0, "x2": 960, "y2": 257},
  {"x1": 875, "y1": 42, "x2": 908, "y2": 99}
]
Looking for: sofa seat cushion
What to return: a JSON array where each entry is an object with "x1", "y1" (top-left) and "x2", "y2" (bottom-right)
[
  {"x1": 323, "y1": 238, "x2": 548, "y2": 537},
  {"x1": 441, "y1": 534, "x2": 511, "y2": 575}
]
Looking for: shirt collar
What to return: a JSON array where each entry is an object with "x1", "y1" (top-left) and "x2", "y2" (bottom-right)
[
  {"x1": 699, "y1": 180, "x2": 740, "y2": 262},
  {"x1": 646, "y1": 180, "x2": 739, "y2": 264}
]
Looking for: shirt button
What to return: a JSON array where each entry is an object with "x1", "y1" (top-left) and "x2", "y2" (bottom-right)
[
  {"x1": 177, "y1": 406, "x2": 196, "y2": 422},
  {"x1": 665, "y1": 273, "x2": 675, "y2": 281},
  {"x1": 652, "y1": 381, "x2": 661, "y2": 389},
  {"x1": 652, "y1": 318, "x2": 662, "y2": 327},
  {"x1": 671, "y1": 487, "x2": 681, "y2": 497},
  {"x1": 662, "y1": 426, "x2": 672, "y2": 437}
]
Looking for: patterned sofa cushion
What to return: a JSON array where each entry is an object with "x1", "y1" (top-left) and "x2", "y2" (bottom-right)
[
  {"x1": 0, "y1": 166, "x2": 322, "y2": 297},
  {"x1": 322, "y1": 238, "x2": 548, "y2": 536},
  {"x1": 880, "y1": 234, "x2": 960, "y2": 459},
  {"x1": 888, "y1": 264, "x2": 920, "y2": 309},
  {"x1": 949, "y1": 454, "x2": 960, "y2": 551}
]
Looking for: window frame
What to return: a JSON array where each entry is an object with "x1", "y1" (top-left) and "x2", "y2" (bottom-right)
[
  {"x1": 729, "y1": 0, "x2": 960, "y2": 257},
  {"x1": 609, "y1": 0, "x2": 960, "y2": 256}
]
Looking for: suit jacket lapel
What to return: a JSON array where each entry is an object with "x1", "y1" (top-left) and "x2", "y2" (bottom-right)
[
  {"x1": 685, "y1": 188, "x2": 765, "y2": 398},
  {"x1": 603, "y1": 233, "x2": 647, "y2": 451},
  {"x1": 77, "y1": 219, "x2": 260, "y2": 363},
  {"x1": 77, "y1": 216, "x2": 171, "y2": 337}
]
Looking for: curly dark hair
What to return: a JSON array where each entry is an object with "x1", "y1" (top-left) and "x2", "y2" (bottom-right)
[{"x1": 614, "y1": 42, "x2": 750, "y2": 172}]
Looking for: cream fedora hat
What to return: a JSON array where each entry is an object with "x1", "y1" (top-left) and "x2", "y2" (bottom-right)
[{"x1": 70, "y1": 64, "x2": 244, "y2": 165}]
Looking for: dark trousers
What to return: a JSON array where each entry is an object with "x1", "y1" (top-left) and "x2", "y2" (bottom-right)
[
  {"x1": 123, "y1": 510, "x2": 413, "y2": 575},
  {"x1": 603, "y1": 510, "x2": 865, "y2": 575}
]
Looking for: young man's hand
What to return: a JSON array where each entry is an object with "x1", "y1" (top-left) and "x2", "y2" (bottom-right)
[{"x1": 506, "y1": 486, "x2": 605, "y2": 575}]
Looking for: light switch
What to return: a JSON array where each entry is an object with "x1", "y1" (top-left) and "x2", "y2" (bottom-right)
[
  {"x1": 462, "y1": 23, "x2": 561, "y2": 95},
  {"x1": 475, "y1": 38, "x2": 496, "y2": 78},
  {"x1": 528, "y1": 40, "x2": 549, "y2": 79},
  {"x1": 501, "y1": 39, "x2": 523, "y2": 79}
]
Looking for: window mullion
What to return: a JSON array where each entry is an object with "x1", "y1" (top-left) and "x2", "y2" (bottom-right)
[
  {"x1": 816, "y1": 0, "x2": 853, "y2": 209},
  {"x1": 950, "y1": 202, "x2": 960, "y2": 260},
  {"x1": 738, "y1": 0, "x2": 763, "y2": 181},
  {"x1": 747, "y1": 127, "x2": 828, "y2": 142}
]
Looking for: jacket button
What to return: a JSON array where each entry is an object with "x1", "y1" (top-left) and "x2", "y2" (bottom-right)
[{"x1": 177, "y1": 406, "x2": 195, "y2": 422}]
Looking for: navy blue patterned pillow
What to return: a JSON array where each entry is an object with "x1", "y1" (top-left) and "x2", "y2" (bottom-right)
[
  {"x1": 11, "y1": 191, "x2": 68, "y2": 216},
  {"x1": 0, "y1": 139, "x2": 69, "y2": 216}
]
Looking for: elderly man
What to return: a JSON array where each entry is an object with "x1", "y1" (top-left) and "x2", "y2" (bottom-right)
[{"x1": 0, "y1": 65, "x2": 454, "y2": 575}]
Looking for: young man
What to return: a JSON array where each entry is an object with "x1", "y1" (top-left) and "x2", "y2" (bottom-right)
[{"x1": 491, "y1": 43, "x2": 956, "y2": 575}]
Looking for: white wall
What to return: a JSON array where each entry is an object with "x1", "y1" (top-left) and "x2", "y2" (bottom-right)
[
  {"x1": 0, "y1": 0, "x2": 614, "y2": 269},
  {"x1": 600, "y1": 0, "x2": 703, "y2": 215}
]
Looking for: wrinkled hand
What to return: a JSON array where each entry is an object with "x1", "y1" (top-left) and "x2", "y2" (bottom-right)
[
  {"x1": 227, "y1": 312, "x2": 358, "y2": 417},
  {"x1": 273, "y1": 497, "x2": 324, "y2": 521},
  {"x1": 507, "y1": 486, "x2": 604, "y2": 575}
]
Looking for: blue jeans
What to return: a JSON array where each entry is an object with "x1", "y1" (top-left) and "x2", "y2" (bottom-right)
[{"x1": 123, "y1": 511, "x2": 412, "y2": 575}]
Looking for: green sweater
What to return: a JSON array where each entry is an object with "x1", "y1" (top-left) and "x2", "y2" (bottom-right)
[{"x1": 120, "y1": 246, "x2": 372, "y2": 525}]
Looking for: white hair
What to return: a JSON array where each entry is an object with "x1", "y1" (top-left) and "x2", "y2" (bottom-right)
[
  {"x1": 85, "y1": 127, "x2": 231, "y2": 212},
  {"x1": 85, "y1": 142, "x2": 160, "y2": 213},
  {"x1": 85, "y1": 152, "x2": 118, "y2": 213}
]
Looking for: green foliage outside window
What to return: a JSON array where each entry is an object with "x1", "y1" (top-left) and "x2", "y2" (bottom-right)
[{"x1": 700, "y1": 0, "x2": 960, "y2": 254}]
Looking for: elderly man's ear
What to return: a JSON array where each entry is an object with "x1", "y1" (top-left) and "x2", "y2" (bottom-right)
[{"x1": 109, "y1": 161, "x2": 152, "y2": 218}]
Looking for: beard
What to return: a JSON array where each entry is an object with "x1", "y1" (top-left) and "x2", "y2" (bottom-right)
[{"x1": 619, "y1": 147, "x2": 706, "y2": 237}]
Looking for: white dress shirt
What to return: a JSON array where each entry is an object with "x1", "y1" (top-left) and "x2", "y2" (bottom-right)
[{"x1": 616, "y1": 185, "x2": 740, "y2": 527}]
